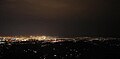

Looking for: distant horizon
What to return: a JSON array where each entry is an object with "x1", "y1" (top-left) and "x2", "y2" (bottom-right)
[{"x1": 0, "y1": 34, "x2": 120, "y2": 38}]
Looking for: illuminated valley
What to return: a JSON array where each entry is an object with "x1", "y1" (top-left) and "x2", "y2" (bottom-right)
[{"x1": 0, "y1": 36, "x2": 120, "y2": 59}]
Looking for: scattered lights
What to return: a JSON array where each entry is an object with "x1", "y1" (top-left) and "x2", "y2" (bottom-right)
[
  {"x1": 53, "y1": 48, "x2": 56, "y2": 50},
  {"x1": 75, "y1": 51, "x2": 78, "y2": 53},
  {"x1": 65, "y1": 54, "x2": 68, "y2": 57},
  {"x1": 33, "y1": 50, "x2": 37, "y2": 53},
  {"x1": 53, "y1": 54, "x2": 57, "y2": 57},
  {"x1": 70, "y1": 49, "x2": 72, "y2": 51},
  {"x1": 1, "y1": 37, "x2": 120, "y2": 59},
  {"x1": 24, "y1": 50, "x2": 27, "y2": 53},
  {"x1": 43, "y1": 57, "x2": 46, "y2": 59},
  {"x1": 70, "y1": 54, "x2": 73, "y2": 56}
]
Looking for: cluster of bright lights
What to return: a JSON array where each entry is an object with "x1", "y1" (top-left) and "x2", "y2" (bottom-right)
[
  {"x1": 29, "y1": 36, "x2": 56, "y2": 40},
  {"x1": 0, "y1": 36, "x2": 118, "y2": 43},
  {"x1": 0, "y1": 36, "x2": 57, "y2": 42}
]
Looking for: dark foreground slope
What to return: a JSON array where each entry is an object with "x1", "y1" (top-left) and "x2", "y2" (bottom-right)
[{"x1": 0, "y1": 39, "x2": 120, "y2": 59}]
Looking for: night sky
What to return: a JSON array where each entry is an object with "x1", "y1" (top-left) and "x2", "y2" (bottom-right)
[{"x1": 0, "y1": 0, "x2": 119, "y2": 37}]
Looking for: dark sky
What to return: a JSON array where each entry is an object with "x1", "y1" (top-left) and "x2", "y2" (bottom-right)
[{"x1": 0, "y1": 0, "x2": 119, "y2": 37}]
